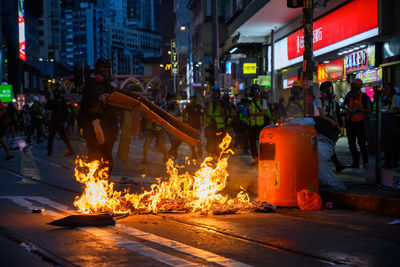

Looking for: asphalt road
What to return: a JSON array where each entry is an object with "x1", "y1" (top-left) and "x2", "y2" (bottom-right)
[{"x1": 0, "y1": 136, "x2": 399, "y2": 267}]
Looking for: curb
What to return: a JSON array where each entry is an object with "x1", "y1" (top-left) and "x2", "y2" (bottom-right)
[{"x1": 320, "y1": 191, "x2": 400, "y2": 217}]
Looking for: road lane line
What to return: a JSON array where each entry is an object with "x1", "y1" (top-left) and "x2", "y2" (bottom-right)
[
  {"x1": 113, "y1": 224, "x2": 252, "y2": 267},
  {"x1": 20, "y1": 148, "x2": 41, "y2": 183},
  {"x1": 0, "y1": 196, "x2": 209, "y2": 266},
  {"x1": 79, "y1": 227, "x2": 200, "y2": 267}
]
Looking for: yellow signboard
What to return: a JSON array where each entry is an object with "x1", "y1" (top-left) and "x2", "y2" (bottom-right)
[{"x1": 243, "y1": 63, "x2": 257, "y2": 74}]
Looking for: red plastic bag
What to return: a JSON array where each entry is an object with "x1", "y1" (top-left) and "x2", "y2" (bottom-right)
[{"x1": 297, "y1": 189, "x2": 322, "y2": 211}]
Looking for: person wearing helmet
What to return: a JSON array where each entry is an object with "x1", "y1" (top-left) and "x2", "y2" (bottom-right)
[
  {"x1": 344, "y1": 78, "x2": 371, "y2": 168},
  {"x1": 204, "y1": 85, "x2": 225, "y2": 156},
  {"x1": 314, "y1": 82, "x2": 346, "y2": 191},
  {"x1": 78, "y1": 58, "x2": 119, "y2": 173},
  {"x1": 248, "y1": 84, "x2": 270, "y2": 165}
]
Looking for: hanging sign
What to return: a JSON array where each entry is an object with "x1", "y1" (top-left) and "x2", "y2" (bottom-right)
[
  {"x1": 171, "y1": 40, "x2": 178, "y2": 76},
  {"x1": 0, "y1": 85, "x2": 13, "y2": 102},
  {"x1": 355, "y1": 68, "x2": 382, "y2": 84}
]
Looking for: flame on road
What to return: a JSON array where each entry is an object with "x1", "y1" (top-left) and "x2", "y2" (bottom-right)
[{"x1": 74, "y1": 133, "x2": 251, "y2": 215}]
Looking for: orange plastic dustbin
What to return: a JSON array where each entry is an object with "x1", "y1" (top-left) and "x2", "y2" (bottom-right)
[{"x1": 257, "y1": 124, "x2": 319, "y2": 207}]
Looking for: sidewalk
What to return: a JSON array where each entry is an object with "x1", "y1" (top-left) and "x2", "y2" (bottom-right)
[{"x1": 321, "y1": 136, "x2": 400, "y2": 217}]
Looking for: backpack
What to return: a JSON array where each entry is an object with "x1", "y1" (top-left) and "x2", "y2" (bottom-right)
[{"x1": 314, "y1": 97, "x2": 340, "y2": 142}]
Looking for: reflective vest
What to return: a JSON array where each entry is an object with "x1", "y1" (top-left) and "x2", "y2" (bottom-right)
[
  {"x1": 205, "y1": 102, "x2": 225, "y2": 129},
  {"x1": 347, "y1": 93, "x2": 365, "y2": 122},
  {"x1": 250, "y1": 99, "x2": 269, "y2": 126}
]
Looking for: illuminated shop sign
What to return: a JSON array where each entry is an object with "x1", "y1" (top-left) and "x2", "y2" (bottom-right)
[
  {"x1": 18, "y1": 0, "x2": 26, "y2": 61},
  {"x1": 287, "y1": 0, "x2": 378, "y2": 60},
  {"x1": 243, "y1": 63, "x2": 257, "y2": 74},
  {"x1": 345, "y1": 49, "x2": 368, "y2": 72},
  {"x1": 171, "y1": 40, "x2": 178, "y2": 75},
  {"x1": 355, "y1": 68, "x2": 382, "y2": 84},
  {"x1": 258, "y1": 75, "x2": 271, "y2": 87},
  {"x1": 0, "y1": 85, "x2": 13, "y2": 102},
  {"x1": 283, "y1": 77, "x2": 298, "y2": 89},
  {"x1": 317, "y1": 58, "x2": 344, "y2": 83}
]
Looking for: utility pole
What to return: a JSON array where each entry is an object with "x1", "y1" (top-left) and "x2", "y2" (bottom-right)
[
  {"x1": 302, "y1": 0, "x2": 314, "y2": 117},
  {"x1": 212, "y1": 0, "x2": 219, "y2": 86},
  {"x1": 271, "y1": 29, "x2": 275, "y2": 102}
]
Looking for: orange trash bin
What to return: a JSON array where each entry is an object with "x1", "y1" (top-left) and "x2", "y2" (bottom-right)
[{"x1": 257, "y1": 124, "x2": 319, "y2": 207}]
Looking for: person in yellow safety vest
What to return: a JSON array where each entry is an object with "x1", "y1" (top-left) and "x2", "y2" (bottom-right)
[
  {"x1": 204, "y1": 85, "x2": 225, "y2": 156},
  {"x1": 344, "y1": 78, "x2": 371, "y2": 168},
  {"x1": 140, "y1": 100, "x2": 168, "y2": 164},
  {"x1": 248, "y1": 84, "x2": 270, "y2": 165}
]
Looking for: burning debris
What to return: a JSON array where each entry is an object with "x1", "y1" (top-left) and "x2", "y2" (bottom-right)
[{"x1": 73, "y1": 134, "x2": 256, "y2": 215}]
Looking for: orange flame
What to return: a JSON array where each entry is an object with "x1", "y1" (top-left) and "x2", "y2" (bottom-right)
[{"x1": 73, "y1": 133, "x2": 251, "y2": 214}]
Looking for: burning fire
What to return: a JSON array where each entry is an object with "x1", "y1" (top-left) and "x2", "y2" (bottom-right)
[{"x1": 74, "y1": 133, "x2": 251, "y2": 215}]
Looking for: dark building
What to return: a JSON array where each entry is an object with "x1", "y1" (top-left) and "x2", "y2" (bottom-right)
[{"x1": 1, "y1": 0, "x2": 42, "y2": 97}]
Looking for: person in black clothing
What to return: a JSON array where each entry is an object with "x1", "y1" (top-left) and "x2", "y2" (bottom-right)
[
  {"x1": 6, "y1": 102, "x2": 18, "y2": 140},
  {"x1": 183, "y1": 95, "x2": 203, "y2": 159},
  {"x1": 47, "y1": 90, "x2": 75, "y2": 157},
  {"x1": 78, "y1": 58, "x2": 119, "y2": 173}
]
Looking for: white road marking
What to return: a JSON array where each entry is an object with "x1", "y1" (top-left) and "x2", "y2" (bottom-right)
[
  {"x1": 113, "y1": 224, "x2": 252, "y2": 267},
  {"x1": 0, "y1": 196, "x2": 253, "y2": 267},
  {"x1": 79, "y1": 226, "x2": 199, "y2": 267},
  {"x1": 20, "y1": 149, "x2": 41, "y2": 183}
]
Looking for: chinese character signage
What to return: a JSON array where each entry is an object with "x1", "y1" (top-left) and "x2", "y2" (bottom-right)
[
  {"x1": 287, "y1": 0, "x2": 378, "y2": 60},
  {"x1": 0, "y1": 85, "x2": 13, "y2": 102},
  {"x1": 171, "y1": 40, "x2": 178, "y2": 76},
  {"x1": 345, "y1": 49, "x2": 368, "y2": 73},
  {"x1": 317, "y1": 58, "x2": 344, "y2": 83},
  {"x1": 18, "y1": 0, "x2": 26, "y2": 61}
]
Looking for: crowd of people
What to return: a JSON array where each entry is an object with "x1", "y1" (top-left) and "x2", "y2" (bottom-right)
[
  {"x1": 1, "y1": 58, "x2": 399, "y2": 188},
  {"x1": 0, "y1": 91, "x2": 78, "y2": 160}
]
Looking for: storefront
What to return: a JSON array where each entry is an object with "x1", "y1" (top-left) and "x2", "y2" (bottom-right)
[
  {"x1": 317, "y1": 58, "x2": 346, "y2": 97},
  {"x1": 355, "y1": 67, "x2": 382, "y2": 100},
  {"x1": 268, "y1": 0, "x2": 379, "y2": 99}
]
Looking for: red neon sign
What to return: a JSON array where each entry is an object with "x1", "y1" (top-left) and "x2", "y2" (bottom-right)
[
  {"x1": 287, "y1": 0, "x2": 378, "y2": 60},
  {"x1": 317, "y1": 58, "x2": 344, "y2": 83}
]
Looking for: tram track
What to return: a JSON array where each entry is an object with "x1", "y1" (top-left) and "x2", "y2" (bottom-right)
[{"x1": 0, "y1": 154, "x2": 353, "y2": 266}]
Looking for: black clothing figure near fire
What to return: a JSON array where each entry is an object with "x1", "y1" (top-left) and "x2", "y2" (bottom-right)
[
  {"x1": 78, "y1": 59, "x2": 119, "y2": 173},
  {"x1": 47, "y1": 90, "x2": 75, "y2": 157}
]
